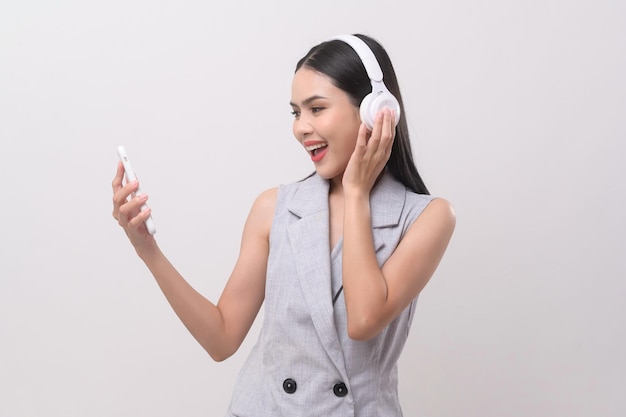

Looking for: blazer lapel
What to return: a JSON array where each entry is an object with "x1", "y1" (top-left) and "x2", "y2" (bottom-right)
[
  {"x1": 284, "y1": 172, "x2": 406, "y2": 381},
  {"x1": 369, "y1": 171, "x2": 407, "y2": 253},
  {"x1": 286, "y1": 175, "x2": 350, "y2": 381}
]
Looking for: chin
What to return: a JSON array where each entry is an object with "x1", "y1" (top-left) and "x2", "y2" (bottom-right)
[{"x1": 314, "y1": 166, "x2": 343, "y2": 182}]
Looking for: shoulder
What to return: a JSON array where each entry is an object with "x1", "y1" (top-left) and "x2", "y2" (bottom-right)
[
  {"x1": 411, "y1": 196, "x2": 456, "y2": 237},
  {"x1": 429, "y1": 197, "x2": 456, "y2": 222},
  {"x1": 277, "y1": 173, "x2": 318, "y2": 195},
  {"x1": 389, "y1": 196, "x2": 455, "y2": 279},
  {"x1": 248, "y1": 176, "x2": 315, "y2": 219},
  {"x1": 253, "y1": 187, "x2": 279, "y2": 210},
  {"x1": 251, "y1": 187, "x2": 279, "y2": 216},
  {"x1": 245, "y1": 187, "x2": 279, "y2": 236}
]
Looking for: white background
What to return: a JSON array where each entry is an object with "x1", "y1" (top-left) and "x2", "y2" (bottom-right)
[{"x1": 1, "y1": 1, "x2": 624, "y2": 416}]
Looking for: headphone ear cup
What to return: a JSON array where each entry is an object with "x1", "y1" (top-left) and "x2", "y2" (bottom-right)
[
  {"x1": 360, "y1": 91, "x2": 401, "y2": 131},
  {"x1": 359, "y1": 93, "x2": 377, "y2": 130}
]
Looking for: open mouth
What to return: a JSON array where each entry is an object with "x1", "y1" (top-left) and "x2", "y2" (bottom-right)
[
  {"x1": 311, "y1": 145, "x2": 327, "y2": 157},
  {"x1": 305, "y1": 143, "x2": 328, "y2": 156},
  {"x1": 303, "y1": 140, "x2": 329, "y2": 162}
]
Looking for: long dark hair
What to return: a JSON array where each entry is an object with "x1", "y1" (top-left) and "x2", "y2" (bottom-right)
[{"x1": 295, "y1": 34, "x2": 429, "y2": 195}]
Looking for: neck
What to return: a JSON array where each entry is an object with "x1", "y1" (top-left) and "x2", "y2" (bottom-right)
[{"x1": 329, "y1": 175, "x2": 344, "y2": 196}]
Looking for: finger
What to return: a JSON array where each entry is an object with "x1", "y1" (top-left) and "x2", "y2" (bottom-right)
[
  {"x1": 390, "y1": 107, "x2": 397, "y2": 129},
  {"x1": 364, "y1": 110, "x2": 385, "y2": 156},
  {"x1": 127, "y1": 205, "x2": 152, "y2": 232},
  {"x1": 381, "y1": 108, "x2": 396, "y2": 154},
  {"x1": 113, "y1": 180, "x2": 139, "y2": 206},
  {"x1": 117, "y1": 193, "x2": 149, "y2": 225},
  {"x1": 354, "y1": 123, "x2": 369, "y2": 154},
  {"x1": 112, "y1": 161, "x2": 125, "y2": 192},
  {"x1": 112, "y1": 162, "x2": 128, "y2": 220},
  {"x1": 112, "y1": 180, "x2": 140, "y2": 220}
]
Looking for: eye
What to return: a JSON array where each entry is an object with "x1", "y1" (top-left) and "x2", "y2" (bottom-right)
[
  {"x1": 291, "y1": 110, "x2": 300, "y2": 119},
  {"x1": 311, "y1": 107, "x2": 324, "y2": 114}
]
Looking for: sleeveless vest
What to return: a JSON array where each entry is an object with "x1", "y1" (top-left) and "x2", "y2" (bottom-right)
[{"x1": 226, "y1": 172, "x2": 433, "y2": 417}]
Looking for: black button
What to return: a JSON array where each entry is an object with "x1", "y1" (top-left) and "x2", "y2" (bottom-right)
[
  {"x1": 283, "y1": 378, "x2": 297, "y2": 394},
  {"x1": 333, "y1": 382, "x2": 348, "y2": 397}
]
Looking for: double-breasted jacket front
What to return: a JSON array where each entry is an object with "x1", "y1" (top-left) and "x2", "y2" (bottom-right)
[{"x1": 226, "y1": 172, "x2": 433, "y2": 417}]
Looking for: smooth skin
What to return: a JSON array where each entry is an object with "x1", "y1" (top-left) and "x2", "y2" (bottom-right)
[{"x1": 112, "y1": 68, "x2": 455, "y2": 361}]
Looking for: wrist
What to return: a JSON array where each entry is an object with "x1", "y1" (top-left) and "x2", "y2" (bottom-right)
[
  {"x1": 343, "y1": 189, "x2": 371, "y2": 214},
  {"x1": 342, "y1": 184, "x2": 370, "y2": 202},
  {"x1": 135, "y1": 238, "x2": 160, "y2": 261}
]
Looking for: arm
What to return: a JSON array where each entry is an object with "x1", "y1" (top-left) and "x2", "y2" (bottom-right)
[
  {"x1": 342, "y1": 195, "x2": 455, "y2": 340},
  {"x1": 112, "y1": 162, "x2": 276, "y2": 360},
  {"x1": 341, "y1": 109, "x2": 456, "y2": 340}
]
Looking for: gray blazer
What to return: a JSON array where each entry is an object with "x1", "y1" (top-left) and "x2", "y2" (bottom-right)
[{"x1": 226, "y1": 172, "x2": 433, "y2": 417}]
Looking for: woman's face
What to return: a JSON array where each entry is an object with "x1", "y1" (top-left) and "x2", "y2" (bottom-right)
[{"x1": 290, "y1": 67, "x2": 361, "y2": 182}]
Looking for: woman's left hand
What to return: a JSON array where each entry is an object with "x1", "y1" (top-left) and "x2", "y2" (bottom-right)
[{"x1": 342, "y1": 108, "x2": 396, "y2": 195}]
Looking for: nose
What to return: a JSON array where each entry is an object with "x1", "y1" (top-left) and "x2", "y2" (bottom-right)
[{"x1": 293, "y1": 115, "x2": 313, "y2": 142}]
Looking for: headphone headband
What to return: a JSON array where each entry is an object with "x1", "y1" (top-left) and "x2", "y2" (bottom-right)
[
  {"x1": 327, "y1": 35, "x2": 384, "y2": 82},
  {"x1": 325, "y1": 34, "x2": 401, "y2": 129}
]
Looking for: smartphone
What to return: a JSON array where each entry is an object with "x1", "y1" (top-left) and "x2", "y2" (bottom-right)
[{"x1": 116, "y1": 145, "x2": 157, "y2": 235}]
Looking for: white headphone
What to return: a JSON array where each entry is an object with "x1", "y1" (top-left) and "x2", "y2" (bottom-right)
[{"x1": 327, "y1": 35, "x2": 401, "y2": 130}]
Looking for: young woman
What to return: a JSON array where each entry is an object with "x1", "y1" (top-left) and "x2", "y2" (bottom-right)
[{"x1": 112, "y1": 34, "x2": 455, "y2": 416}]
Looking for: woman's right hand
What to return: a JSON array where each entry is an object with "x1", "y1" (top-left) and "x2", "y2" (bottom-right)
[{"x1": 112, "y1": 161, "x2": 156, "y2": 252}]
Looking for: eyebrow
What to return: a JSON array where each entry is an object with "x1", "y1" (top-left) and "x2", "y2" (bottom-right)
[{"x1": 289, "y1": 95, "x2": 328, "y2": 108}]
